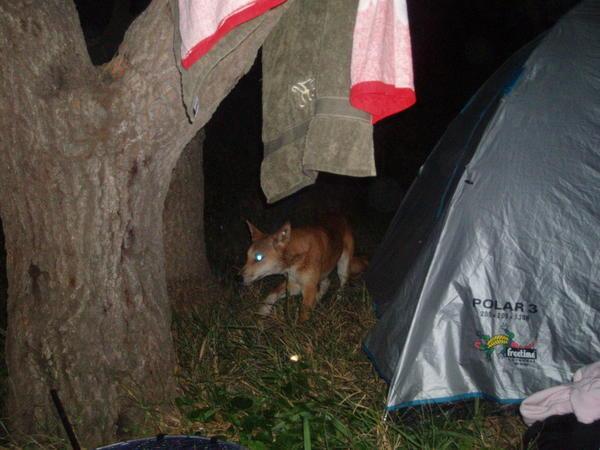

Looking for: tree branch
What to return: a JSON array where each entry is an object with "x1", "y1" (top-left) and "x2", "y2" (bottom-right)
[{"x1": 103, "y1": 0, "x2": 289, "y2": 157}]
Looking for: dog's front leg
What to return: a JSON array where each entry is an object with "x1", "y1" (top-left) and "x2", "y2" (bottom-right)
[
  {"x1": 259, "y1": 280, "x2": 300, "y2": 317},
  {"x1": 317, "y1": 278, "x2": 330, "y2": 301},
  {"x1": 299, "y1": 283, "x2": 318, "y2": 323}
]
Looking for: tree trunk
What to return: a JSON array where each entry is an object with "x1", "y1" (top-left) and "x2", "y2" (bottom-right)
[
  {"x1": 164, "y1": 130, "x2": 214, "y2": 309},
  {"x1": 0, "y1": 0, "x2": 285, "y2": 446}
]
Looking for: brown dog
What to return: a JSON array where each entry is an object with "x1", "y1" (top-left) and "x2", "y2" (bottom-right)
[{"x1": 241, "y1": 216, "x2": 367, "y2": 321}]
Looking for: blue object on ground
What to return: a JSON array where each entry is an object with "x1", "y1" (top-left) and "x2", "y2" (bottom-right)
[{"x1": 96, "y1": 434, "x2": 246, "y2": 450}]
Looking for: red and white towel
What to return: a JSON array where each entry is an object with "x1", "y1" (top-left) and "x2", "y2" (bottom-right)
[
  {"x1": 178, "y1": 0, "x2": 287, "y2": 69},
  {"x1": 178, "y1": 0, "x2": 416, "y2": 122},
  {"x1": 350, "y1": 0, "x2": 416, "y2": 123}
]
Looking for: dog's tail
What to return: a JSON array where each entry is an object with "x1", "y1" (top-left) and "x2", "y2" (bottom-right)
[{"x1": 350, "y1": 255, "x2": 369, "y2": 277}]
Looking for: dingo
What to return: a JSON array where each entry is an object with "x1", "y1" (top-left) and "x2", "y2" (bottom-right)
[{"x1": 241, "y1": 216, "x2": 367, "y2": 321}]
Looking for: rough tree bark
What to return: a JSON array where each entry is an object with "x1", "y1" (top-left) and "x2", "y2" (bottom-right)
[
  {"x1": 163, "y1": 130, "x2": 213, "y2": 307},
  {"x1": 0, "y1": 0, "x2": 285, "y2": 446}
]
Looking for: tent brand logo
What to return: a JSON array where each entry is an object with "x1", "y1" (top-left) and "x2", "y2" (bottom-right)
[
  {"x1": 472, "y1": 298, "x2": 538, "y2": 314},
  {"x1": 474, "y1": 329, "x2": 537, "y2": 362},
  {"x1": 505, "y1": 347, "x2": 537, "y2": 360}
]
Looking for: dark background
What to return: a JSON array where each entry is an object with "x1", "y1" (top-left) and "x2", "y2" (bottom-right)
[{"x1": 0, "y1": 0, "x2": 580, "y2": 304}]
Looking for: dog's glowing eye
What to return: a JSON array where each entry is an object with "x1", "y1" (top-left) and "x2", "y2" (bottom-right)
[{"x1": 254, "y1": 253, "x2": 264, "y2": 262}]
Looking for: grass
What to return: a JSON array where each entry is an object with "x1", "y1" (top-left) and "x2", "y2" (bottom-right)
[
  {"x1": 0, "y1": 277, "x2": 528, "y2": 449},
  {"x1": 162, "y1": 277, "x2": 527, "y2": 449}
]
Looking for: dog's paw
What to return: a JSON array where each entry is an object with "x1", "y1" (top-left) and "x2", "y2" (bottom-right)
[
  {"x1": 257, "y1": 303, "x2": 274, "y2": 317},
  {"x1": 298, "y1": 306, "x2": 312, "y2": 323}
]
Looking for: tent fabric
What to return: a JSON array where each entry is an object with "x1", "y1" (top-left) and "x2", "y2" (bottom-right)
[
  {"x1": 261, "y1": 0, "x2": 375, "y2": 203},
  {"x1": 364, "y1": 0, "x2": 600, "y2": 411}
]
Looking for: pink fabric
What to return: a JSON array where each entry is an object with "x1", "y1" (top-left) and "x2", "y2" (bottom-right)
[
  {"x1": 178, "y1": 0, "x2": 286, "y2": 69},
  {"x1": 571, "y1": 361, "x2": 600, "y2": 424},
  {"x1": 350, "y1": 0, "x2": 416, "y2": 123},
  {"x1": 520, "y1": 361, "x2": 600, "y2": 426}
]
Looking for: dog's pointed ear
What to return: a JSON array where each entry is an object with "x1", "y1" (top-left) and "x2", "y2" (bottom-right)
[
  {"x1": 246, "y1": 220, "x2": 265, "y2": 241},
  {"x1": 273, "y1": 221, "x2": 291, "y2": 249}
]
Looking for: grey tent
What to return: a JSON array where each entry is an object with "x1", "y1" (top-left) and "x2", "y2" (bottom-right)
[{"x1": 364, "y1": 0, "x2": 600, "y2": 411}]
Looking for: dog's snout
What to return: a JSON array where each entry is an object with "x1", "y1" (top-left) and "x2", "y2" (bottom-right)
[
  {"x1": 235, "y1": 273, "x2": 245, "y2": 286},
  {"x1": 238, "y1": 266, "x2": 252, "y2": 286}
]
